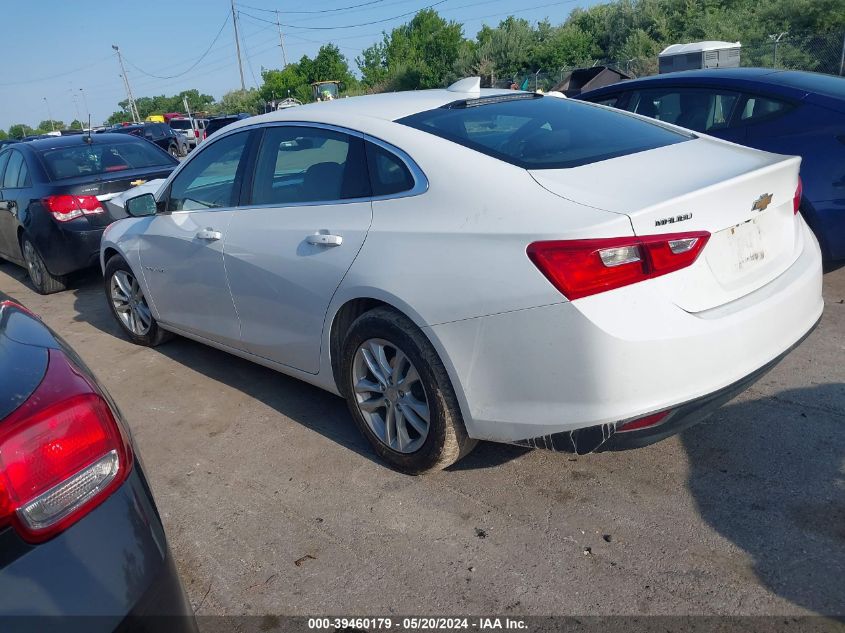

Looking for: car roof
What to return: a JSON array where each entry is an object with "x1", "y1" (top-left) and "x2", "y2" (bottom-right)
[
  {"x1": 223, "y1": 88, "x2": 515, "y2": 136},
  {"x1": 19, "y1": 133, "x2": 145, "y2": 152},
  {"x1": 579, "y1": 67, "x2": 845, "y2": 98}
]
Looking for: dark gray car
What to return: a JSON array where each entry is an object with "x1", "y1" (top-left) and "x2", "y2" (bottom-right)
[{"x1": 0, "y1": 300, "x2": 197, "y2": 632}]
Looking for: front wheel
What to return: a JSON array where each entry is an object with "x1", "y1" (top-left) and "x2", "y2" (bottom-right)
[
  {"x1": 341, "y1": 307, "x2": 477, "y2": 474},
  {"x1": 168, "y1": 143, "x2": 179, "y2": 158},
  {"x1": 21, "y1": 236, "x2": 66, "y2": 294},
  {"x1": 104, "y1": 255, "x2": 171, "y2": 346}
]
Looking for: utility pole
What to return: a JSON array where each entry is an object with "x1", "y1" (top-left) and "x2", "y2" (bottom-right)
[
  {"x1": 231, "y1": 0, "x2": 246, "y2": 91},
  {"x1": 71, "y1": 93, "x2": 83, "y2": 127},
  {"x1": 839, "y1": 30, "x2": 845, "y2": 76},
  {"x1": 113, "y1": 45, "x2": 140, "y2": 123},
  {"x1": 43, "y1": 97, "x2": 55, "y2": 131},
  {"x1": 79, "y1": 88, "x2": 90, "y2": 127},
  {"x1": 275, "y1": 10, "x2": 288, "y2": 68}
]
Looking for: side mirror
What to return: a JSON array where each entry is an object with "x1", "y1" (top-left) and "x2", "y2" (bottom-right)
[{"x1": 125, "y1": 193, "x2": 157, "y2": 218}]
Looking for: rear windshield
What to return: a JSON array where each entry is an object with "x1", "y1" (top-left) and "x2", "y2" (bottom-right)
[
  {"x1": 40, "y1": 140, "x2": 175, "y2": 181},
  {"x1": 398, "y1": 94, "x2": 690, "y2": 169},
  {"x1": 169, "y1": 119, "x2": 193, "y2": 130}
]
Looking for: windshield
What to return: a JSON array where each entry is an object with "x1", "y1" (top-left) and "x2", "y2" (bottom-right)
[
  {"x1": 40, "y1": 139, "x2": 175, "y2": 180},
  {"x1": 398, "y1": 94, "x2": 690, "y2": 169}
]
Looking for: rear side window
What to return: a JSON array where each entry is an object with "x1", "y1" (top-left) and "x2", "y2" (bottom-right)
[
  {"x1": 0, "y1": 152, "x2": 10, "y2": 184},
  {"x1": 398, "y1": 95, "x2": 689, "y2": 170},
  {"x1": 366, "y1": 142, "x2": 414, "y2": 196},
  {"x1": 739, "y1": 95, "x2": 791, "y2": 123},
  {"x1": 626, "y1": 88, "x2": 740, "y2": 133},
  {"x1": 2, "y1": 151, "x2": 25, "y2": 188},
  {"x1": 250, "y1": 126, "x2": 369, "y2": 206},
  {"x1": 40, "y1": 140, "x2": 174, "y2": 180}
]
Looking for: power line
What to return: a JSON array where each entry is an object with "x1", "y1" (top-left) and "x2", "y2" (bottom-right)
[
  {"x1": 238, "y1": 0, "x2": 448, "y2": 30},
  {"x1": 0, "y1": 55, "x2": 112, "y2": 87},
  {"x1": 236, "y1": 0, "x2": 387, "y2": 15},
  {"x1": 122, "y1": 14, "x2": 231, "y2": 80}
]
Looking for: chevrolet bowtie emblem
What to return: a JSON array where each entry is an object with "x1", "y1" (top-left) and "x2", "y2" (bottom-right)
[
  {"x1": 130, "y1": 179, "x2": 146, "y2": 186},
  {"x1": 752, "y1": 193, "x2": 773, "y2": 212}
]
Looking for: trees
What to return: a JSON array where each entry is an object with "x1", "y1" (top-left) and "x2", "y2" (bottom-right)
[
  {"x1": 216, "y1": 89, "x2": 263, "y2": 115},
  {"x1": 8, "y1": 124, "x2": 34, "y2": 139},
  {"x1": 358, "y1": 9, "x2": 464, "y2": 90}
]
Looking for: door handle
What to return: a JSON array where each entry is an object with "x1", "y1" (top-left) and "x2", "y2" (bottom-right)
[
  {"x1": 306, "y1": 233, "x2": 343, "y2": 247},
  {"x1": 196, "y1": 228, "x2": 222, "y2": 241}
]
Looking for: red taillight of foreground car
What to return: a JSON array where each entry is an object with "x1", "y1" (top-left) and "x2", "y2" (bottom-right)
[
  {"x1": 0, "y1": 349, "x2": 132, "y2": 543},
  {"x1": 527, "y1": 231, "x2": 710, "y2": 300},
  {"x1": 793, "y1": 177, "x2": 803, "y2": 215},
  {"x1": 42, "y1": 194, "x2": 104, "y2": 222}
]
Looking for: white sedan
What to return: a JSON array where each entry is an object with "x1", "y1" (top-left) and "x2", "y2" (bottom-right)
[{"x1": 101, "y1": 77, "x2": 823, "y2": 474}]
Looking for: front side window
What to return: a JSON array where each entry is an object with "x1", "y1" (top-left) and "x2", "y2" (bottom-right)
[
  {"x1": 168, "y1": 131, "x2": 250, "y2": 211},
  {"x1": 626, "y1": 88, "x2": 739, "y2": 133},
  {"x1": 250, "y1": 126, "x2": 369, "y2": 206},
  {"x1": 366, "y1": 142, "x2": 415, "y2": 196},
  {"x1": 399, "y1": 95, "x2": 689, "y2": 170}
]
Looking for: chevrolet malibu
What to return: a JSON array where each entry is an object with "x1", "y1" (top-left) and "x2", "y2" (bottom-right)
[{"x1": 101, "y1": 78, "x2": 823, "y2": 474}]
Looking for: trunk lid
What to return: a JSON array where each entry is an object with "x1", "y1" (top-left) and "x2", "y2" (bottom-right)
[
  {"x1": 57, "y1": 166, "x2": 176, "y2": 225},
  {"x1": 530, "y1": 137, "x2": 802, "y2": 311}
]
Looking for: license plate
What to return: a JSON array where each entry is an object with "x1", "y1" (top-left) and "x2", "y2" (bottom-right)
[{"x1": 727, "y1": 217, "x2": 766, "y2": 273}]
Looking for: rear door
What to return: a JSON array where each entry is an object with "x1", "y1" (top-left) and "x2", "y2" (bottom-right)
[
  {"x1": 0, "y1": 150, "x2": 31, "y2": 259},
  {"x1": 138, "y1": 128, "x2": 255, "y2": 347},
  {"x1": 224, "y1": 124, "x2": 373, "y2": 373},
  {"x1": 0, "y1": 150, "x2": 13, "y2": 257}
]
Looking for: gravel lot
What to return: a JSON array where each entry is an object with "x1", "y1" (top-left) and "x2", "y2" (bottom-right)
[{"x1": 1, "y1": 262, "x2": 843, "y2": 618}]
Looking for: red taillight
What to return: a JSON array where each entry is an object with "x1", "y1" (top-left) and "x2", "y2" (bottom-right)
[
  {"x1": 617, "y1": 410, "x2": 672, "y2": 433},
  {"x1": 793, "y1": 177, "x2": 803, "y2": 215},
  {"x1": 42, "y1": 195, "x2": 104, "y2": 222},
  {"x1": 0, "y1": 349, "x2": 131, "y2": 542},
  {"x1": 527, "y1": 231, "x2": 710, "y2": 300}
]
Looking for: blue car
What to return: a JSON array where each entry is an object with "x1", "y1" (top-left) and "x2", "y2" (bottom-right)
[
  {"x1": 578, "y1": 68, "x2": 845, "y2": 261},
  {"x1": 0, "y1": 300, "x2": 196, "y2": 632}
]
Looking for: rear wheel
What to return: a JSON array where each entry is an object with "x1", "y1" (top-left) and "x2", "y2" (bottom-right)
[
  {"x1": 341, "y1": 307, "x2": 476, "y2": 474},
  {"x1": 21, "y1": 236, "x2": 66, "y2": 294},
  {"x1": 105, "y1": 255, "x2": 171, "y2": 346}
]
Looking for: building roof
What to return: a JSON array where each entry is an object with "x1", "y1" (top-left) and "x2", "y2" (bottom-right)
[{"x1": 660, "y1": 41, "x2": 742, "y2": 56}]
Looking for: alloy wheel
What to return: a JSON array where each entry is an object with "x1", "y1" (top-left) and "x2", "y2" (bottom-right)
[
  {"x1": 352, "y1": 338, "x2": 431, "y2": 453},
  {"x1": 110, "y1": 270, "x2": 152, "y2": 336},
  {"x1": 22, "y1": 241, "x2": 44, "y2": 288}
]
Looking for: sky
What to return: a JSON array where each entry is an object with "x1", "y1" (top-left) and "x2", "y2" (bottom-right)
[{"x1": 0, "y1": 0, "x2": 602, "y2": 130}]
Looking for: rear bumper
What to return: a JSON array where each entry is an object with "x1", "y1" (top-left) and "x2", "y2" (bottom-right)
[
  {"x1": 515, "y1": 316, "x2": 819, "y2": 453},
  {"x1": 428, "y1": 219, "x2": 824, "y2": 444},
  {"x1": 0, "y1": 468, "x2": 195, "y2": 632},
  {"x1": 38, "y1": 225, "x2": 104, "y2": 276}
]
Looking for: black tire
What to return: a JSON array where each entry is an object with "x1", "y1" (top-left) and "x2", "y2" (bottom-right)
[
  {"x1": 20, "y1": 236, "x2": 66, "y2": 294},
  {"x1": 104, "y1": 255, "x2": 172, "y2": 346},
  {"x1": 340, "y1": 307, "x2": 477, "y2": 474},
  {"x1": 168, "y1": 143, "x2": 179, "y2": 158}
]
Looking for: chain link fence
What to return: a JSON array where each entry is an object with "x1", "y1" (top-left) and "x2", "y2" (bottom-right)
[{"x1": 502, "y1": 30, "x2": 845, "y2": 92}]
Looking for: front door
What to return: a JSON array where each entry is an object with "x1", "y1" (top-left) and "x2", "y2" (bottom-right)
[
  {"x1": 139, "y1": 129, "x2": 254, "y2": 348},
  {"x1": 224, "y1": 124, "x2": 373, "y2": 374}
]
